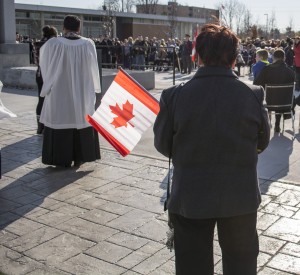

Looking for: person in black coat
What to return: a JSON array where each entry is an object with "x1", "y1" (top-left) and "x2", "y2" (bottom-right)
[
  {"x1": 153, "y1": 24, "x2": 270, "y2": 275},
  {"x1": 254, "y1": 49, "x2": 296, "y2": 132},
  {"x1": 179, "y1": 34, "x2": 192, "y2": 74},
  {"x1": 33, "y1": 25, "x2": 58, "y2": 134},
  {"x1": 99, "y1": 34, "x2": 113, "y2": 68}
]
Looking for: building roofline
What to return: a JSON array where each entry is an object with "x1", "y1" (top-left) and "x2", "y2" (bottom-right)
[{"x1": 15, "y1": 3, "x2": 205, "y2": 24}]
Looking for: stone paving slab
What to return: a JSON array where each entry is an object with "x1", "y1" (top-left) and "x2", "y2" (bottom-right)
[{"x1": 1, "y1": 100, "x2": 300, "y2": 274}]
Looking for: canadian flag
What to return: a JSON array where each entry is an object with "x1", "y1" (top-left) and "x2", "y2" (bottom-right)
[
  {"x1": 86, "y1": 68, "x2": 159, "y2": 157},
  {"x1": 191, "y1": 25, "x2": 198, "y2": 62}
]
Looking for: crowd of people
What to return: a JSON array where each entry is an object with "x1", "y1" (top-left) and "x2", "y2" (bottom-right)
[
  {"x1": 77, "y1": 33, "x2": 194, "y2": 73},
  {"x1": 19, "y1": 28, "x2": 300, "y2": 84},
  {"x1": 235, "y1": 36, "x2": 298, "y2": 77}
]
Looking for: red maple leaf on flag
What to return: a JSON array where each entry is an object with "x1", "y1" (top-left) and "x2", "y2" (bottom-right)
[{"x1": 109, "y1": 100, "x2": 135, "y2": 128}]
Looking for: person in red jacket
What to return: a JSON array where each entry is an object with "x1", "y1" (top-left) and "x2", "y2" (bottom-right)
[{"x1": 293, "y1": 36, "x2": 300, "y2": 91}]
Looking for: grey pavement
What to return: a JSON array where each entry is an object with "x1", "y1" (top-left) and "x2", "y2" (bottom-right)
[{"x1": 1, "y1": 70, "x2": 300, "y2": 274}]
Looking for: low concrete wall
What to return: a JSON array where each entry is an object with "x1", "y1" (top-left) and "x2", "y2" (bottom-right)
[
  {"x1": 0, "y1": 43, "x2": 30, "y2": 81},
  {"x1": 101, "y1": 69, "x2": 155, "y2": 93},
  {"x1": 1, "y1": 66, "x2": 37, "y2": 89},
  {"x1": 1, "y1": 67, "x2": 155, "y2": 91}
]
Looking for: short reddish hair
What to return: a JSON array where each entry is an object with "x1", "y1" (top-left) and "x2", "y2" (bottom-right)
[{"x1": 196, "y1": 24, "x2": 239, "y2": 67}]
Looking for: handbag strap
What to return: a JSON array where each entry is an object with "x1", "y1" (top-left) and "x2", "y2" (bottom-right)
[
  {"x1": 164, "y1": 156, "x2": 172, "y2": 211},
  {"x1": 163, "y1": 83, "x2": 184, "y2": 212}
]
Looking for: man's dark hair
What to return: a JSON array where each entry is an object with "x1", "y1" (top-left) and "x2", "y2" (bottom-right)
[
  {"x1": 273, "y1": 49, "x2": 285, "y2": 60},
  {"x1": 63, "y1": 15, "x2": 81, "y2": 32},
  {"x1": 196, "y1": 24, "x2": 239, "y2": 67}
]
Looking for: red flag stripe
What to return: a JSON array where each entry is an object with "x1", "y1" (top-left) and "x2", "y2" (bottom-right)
[
  {"x1": 115, "y1": 68, "x2": 160, "y2": 115},
  {"x1": 86, "y1": 115, "x2": 130, "y2": 157}
]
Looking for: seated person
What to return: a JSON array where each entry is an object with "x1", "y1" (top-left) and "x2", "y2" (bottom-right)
[
  {"x1": 254, "y1": 49, "x2": 296, "y2": 132},
  {"x1": 252, "y1": 49, "x2": 269, "y2": 81}
]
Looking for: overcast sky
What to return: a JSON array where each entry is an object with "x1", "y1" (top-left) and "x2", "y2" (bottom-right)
[{"x1": 15, "y1": 0, "x2": 300, "y2": 32}]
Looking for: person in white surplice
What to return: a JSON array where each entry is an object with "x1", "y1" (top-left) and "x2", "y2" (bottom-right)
[{"x1": 39, "y1": 15, "x2": 101, "y2": 167}]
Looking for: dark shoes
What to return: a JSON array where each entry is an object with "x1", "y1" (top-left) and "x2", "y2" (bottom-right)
[
  {"x1": 74, "y1": 161, "x2": 84, "y2": 167},
  {"x1": 36, "y1": 116, "x2": 44, "y2": 135},
  {"x1": 37, "y1": 122, "x2": 44, "y2": 134}
]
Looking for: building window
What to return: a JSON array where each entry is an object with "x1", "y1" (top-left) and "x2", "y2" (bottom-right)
[
  {"x1": 83, "y1": 15, "x2": 102, "y2": 21},
  {"x1": 16, "y1": 23, "x2": 29, "y2": 35},
  {"x1": 44, "y1": 13, "x2": 66, "y2": 20},
  {"x1": 30, "y1": 12, "x2": 41, "y2": 19},
  {"x1": 15, "y1": 11, "x2": 27, "y2": 18}
]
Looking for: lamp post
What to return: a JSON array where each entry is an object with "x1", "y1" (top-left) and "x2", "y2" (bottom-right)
[{"x1": 264, "y1": 13, "x2": 268, "y2": 39}]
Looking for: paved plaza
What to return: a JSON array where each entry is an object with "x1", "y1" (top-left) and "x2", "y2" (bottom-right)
[{"x1": 1, "y1": 71, "x2": 300, "y2": 274}]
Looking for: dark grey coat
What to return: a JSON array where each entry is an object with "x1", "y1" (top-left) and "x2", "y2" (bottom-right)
[
  {"x1": 253, "y1": 60, "x2": 295, "y2": 87},
  {"x1": 154, "y1": 67, "x2": 270, "y2": 219}
]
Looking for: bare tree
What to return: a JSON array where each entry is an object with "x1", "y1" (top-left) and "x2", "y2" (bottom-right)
[
  {"x1": 103, "y1": 0, "x2": 120, "y2": 11},
  {"x1": 268, "y1": 11, "x2": 277, "y2": 39},
  {"x1": 101, "y1": 0, "x2": 120, "y2": 37},
  {"x1": 241, "y1": 8, "x2": 252, "y2": 38},
  {"x1": 235, "y1": 2, "x2": 246, "y2": 36},
  {"x1": 135, "y1": 0, "x2": 159, "y2": 14},
  {"x1": 217, "y1": 0, "x2": 239, "y2": 29},
  {"x1": 124, "y1": 0, "x2": 135, "y2": 12},
  {"x1": 288, "y1": 17, "x2": 294, "y2": 32},
  {"x1": 251, "y1": 25, "x2": 258, "y2": 39},
  {"x1": 283, "y1": 16, "x2": 295, "y2": 38},
  {"x1": 167, "y1": 1, "x2": 178, "y2": 38}
]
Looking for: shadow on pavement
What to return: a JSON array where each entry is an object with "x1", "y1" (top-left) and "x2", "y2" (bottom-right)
[
  {"x1": 258, "y1": 132, "x2": 294, "y2": 190},
  {"x1": 0, "y1": 166, "x2": 92, "y2": 230},
  {"x1": 1, "y1": 136, "x2": 42, "y2": 175}
]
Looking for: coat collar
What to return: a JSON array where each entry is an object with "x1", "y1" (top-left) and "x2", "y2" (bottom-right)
[
  {"x1": 270, "y1": 60, "x2": 286, "y2": 67},
  {"x1": 193, "y1": 66, "x2": 239, "y2": 80}
]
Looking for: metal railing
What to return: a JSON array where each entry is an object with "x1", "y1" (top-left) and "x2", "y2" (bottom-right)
[{"x1": 96, "y1": 45, "x2": 179, "y2": 85}]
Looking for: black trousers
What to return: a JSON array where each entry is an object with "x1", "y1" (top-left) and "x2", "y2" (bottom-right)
[
  {"x1": 36, "y1": 74, "x2": 44, "y2": 116},
  {"x1": 171, "y1": 212, "x2": 259, "y2": 275},
  {"x1": 181, "y1": 55, "x2": 192, "y2": 74}
]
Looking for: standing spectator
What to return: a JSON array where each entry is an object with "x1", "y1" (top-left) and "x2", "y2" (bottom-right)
[
  {"x1": 154, "y1": 23, "x2": 270, "y2": 275},
  {"x1": 236, "y1": 50, "x2": 245, "y2": 76},
  {"x1": 241, "y1": 45, "x2": 249, "y2": 65},
  {"x1": 39, "y1": 15, "x2": 101, "y2": 167},
  {"x1": 293, "y1": 36, "x2": 300, "y2": 91},
  {"x1": 254, "y1": 49, "x2": 296, "y2": 132},
  {"x1": 33, "y1": 25, "x2": 58, "y2": 134},
  {"x1": 284, "y1": 38, "x2": 294, "y2": 69},
  {"x1": 113, "y1": 37, "x2": 122, "y2": 68},
  {"x1": 16, "y1": 32, "x2": 20, "y2": 43},
  {"x1": 144, "y1": 36, "x2": 150, "y2": 67},
  {"x1": 123, "y1": 37, "x2": 133, "y2": 69},
  {"x1": 252, "y1": 49, "x2": 269, "y2": 82},
  {"x1": 100, "y1": 34, "x2": 113, "y2": 68},
  {"x1": 180, "y1": 34, "x2": 192, "y2": 74},
  {"x1": 248, "y1": 44, "x2": 256, "y2": 74},
  {"x1": 133, "y1": 35, "x2": 146, "y2": 70},
  {"x1": 149, "y1": 37, "x2": 159, "y2": 70},
  {"x1": 254, "y1": 38, "x2": 261, "y2": 48}
]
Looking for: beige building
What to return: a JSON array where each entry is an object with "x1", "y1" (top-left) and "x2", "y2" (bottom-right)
[{"x1": 15, "y1": 3, "x2": 219, "y2": 40}]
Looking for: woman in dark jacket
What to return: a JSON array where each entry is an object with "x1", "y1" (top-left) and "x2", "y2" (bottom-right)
[{"x1": 154, "y1": 24, "x2": 270, "y2": 275}]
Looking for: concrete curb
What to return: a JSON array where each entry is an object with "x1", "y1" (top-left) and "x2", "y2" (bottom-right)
[{"x1": 1, "y1": 67, "x2": 156, "y2": 92}]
